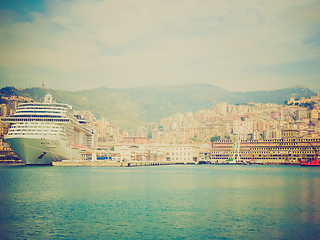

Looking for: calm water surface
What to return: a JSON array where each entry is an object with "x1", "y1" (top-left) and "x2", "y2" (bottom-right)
[{"x1": 0, "y1": 165, "x2": 320, "y2": 239}]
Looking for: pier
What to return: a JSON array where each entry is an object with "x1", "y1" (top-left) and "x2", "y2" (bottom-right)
[{"x1": 52, "y1": 160, "x2": 195, "y2": 167}]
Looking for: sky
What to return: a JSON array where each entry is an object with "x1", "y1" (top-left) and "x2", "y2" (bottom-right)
[{"x1": 0, "y1": 0, "x2": 319, "y2": 92}]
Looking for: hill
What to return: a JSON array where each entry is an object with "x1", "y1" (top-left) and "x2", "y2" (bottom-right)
[{"x1": 0, "y1": 85, "x2": 315, "y2": 128}]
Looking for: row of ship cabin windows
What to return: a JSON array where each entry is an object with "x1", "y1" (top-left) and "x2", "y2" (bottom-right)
[
  {"x1": 8, "y1": 118, "x2": 69, "y2": 122},
  {"x1": 12, "y1": 125, "x2": 61, "y2": 129},
  {"x1": 16, "y1": 110, "x2": 65, "y2": 113},
  {"x1": 12, "y1": 129, "x2": 62, "y2": 133},
  {"x1": 11, "y1": 115, "x2": 63, "y2": 118},
  {"x1": 8, "y1": 133, "x2": 61, "y2": 136}
]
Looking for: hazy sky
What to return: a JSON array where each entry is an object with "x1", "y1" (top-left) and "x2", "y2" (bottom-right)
[{"x1": 0, "y1": 0, "x2": 319, "y2": 91}]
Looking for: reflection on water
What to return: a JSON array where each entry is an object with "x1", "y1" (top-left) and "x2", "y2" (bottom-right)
[{"x1": 0, "y1": 165, "x2": 320, "y2": 239}]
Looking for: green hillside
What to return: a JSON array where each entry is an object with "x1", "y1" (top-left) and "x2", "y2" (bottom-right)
[{"x1": 0, "y1": 85, "x2": 315, "y2": 129}]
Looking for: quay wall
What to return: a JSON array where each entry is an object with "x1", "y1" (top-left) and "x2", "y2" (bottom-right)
[{"x1": 52, "y1": 160, "x2": 194, "y2": 167}]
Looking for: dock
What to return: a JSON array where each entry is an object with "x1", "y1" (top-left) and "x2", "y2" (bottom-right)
[{"x1": 52, "y1": 160, "x2": 195, "y2": 167}]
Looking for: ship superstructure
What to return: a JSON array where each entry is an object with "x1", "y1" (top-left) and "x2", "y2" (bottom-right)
[{"x1": 2, "y1": 94, "x2": 95, "y2": 164}]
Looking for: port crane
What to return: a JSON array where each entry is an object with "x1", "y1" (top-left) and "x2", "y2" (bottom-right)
[{"x1": 227, "y1": 132, "x2": 241, "y2": 164}]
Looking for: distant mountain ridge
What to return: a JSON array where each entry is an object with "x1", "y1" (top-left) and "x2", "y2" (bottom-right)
[{"x1": 0, "y1": 84, "x2": 315, "y2": 128}]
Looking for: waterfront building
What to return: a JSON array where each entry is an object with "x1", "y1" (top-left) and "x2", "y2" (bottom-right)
[
  {"x1": 211, "y1": 129, "x2": 320, "y2": 164},
  {"x1": 161, "y1": 144, "x2": 204, "y2": 162},
  {"x1": 112, "y1": 143, "x2": 206, "y2": 163},
  {"x1": 111, "y1": 145, "x2": 157, "y2": 162}
]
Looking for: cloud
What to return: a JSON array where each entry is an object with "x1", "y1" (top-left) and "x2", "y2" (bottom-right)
[{"x1": 0, "y1": 0, "x2": 319, "y2": 91}]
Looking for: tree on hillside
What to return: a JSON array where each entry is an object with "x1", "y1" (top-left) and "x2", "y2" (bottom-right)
[
  {"x1": 210, "y1": 136, "x2": 221, "y2": 142},
  {"x1": 299, "y1": 102, "x2": 315, "y2": 110},
  {"x1": 210, "y1": 136, "x2": 221, "y2": 150},
  {"x1": 0, "y1": 86, "x2": 17, "y2": 96}
]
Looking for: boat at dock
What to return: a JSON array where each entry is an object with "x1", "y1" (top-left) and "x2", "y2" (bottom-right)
[
  {"x1": 2, "y1": 93, "x2": 95, "y2": 165},
  {"x1": 300, "y1": 152, "x2": 320, "y2": 166},
  {"x1": 299, "y1": 141, "x2": 320, "y2": 166}
]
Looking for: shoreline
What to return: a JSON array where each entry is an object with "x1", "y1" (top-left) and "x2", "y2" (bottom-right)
[
  {"x1": 52, "y1": 160, "x2": 191, "y2": 167},
  {"x1": 0, "y1": 161, "x2": 303, "y2": 167}
]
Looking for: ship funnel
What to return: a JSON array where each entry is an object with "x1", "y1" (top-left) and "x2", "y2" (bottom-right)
[{"x1": 44, "y1": 93, "x2": 53, "y2": 103}]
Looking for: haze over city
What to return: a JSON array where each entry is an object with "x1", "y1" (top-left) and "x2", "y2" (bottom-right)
[{"x1": 0, "y1": 0, "x2": 320, "y2": 91}]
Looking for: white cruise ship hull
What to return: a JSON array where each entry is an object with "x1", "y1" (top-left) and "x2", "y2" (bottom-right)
[
  {"x1": 5, "y1": 137, "x2": 78, "y2": 165},
  {"x1": 2, "y1": 93, "x2": 95, "y2": 165}
]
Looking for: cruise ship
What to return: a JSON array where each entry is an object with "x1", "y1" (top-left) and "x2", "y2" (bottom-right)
[{"x1": 2, "y1": 94, "x2": 95, "y2": 165}]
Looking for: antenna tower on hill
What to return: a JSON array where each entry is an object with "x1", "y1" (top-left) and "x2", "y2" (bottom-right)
[{"x1": 41, "y1": 77, "x2": 46, "y2": 89}]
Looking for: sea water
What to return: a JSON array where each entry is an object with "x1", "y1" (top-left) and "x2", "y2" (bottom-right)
[{"x1": 0, "y1": 165, "x2": 320, "y2": 240}]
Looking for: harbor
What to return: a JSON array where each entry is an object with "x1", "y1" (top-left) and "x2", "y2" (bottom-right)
[
  {"x1": 1, "y1": 91, "x2": 320, "y2": 167},
  {"x1": 1, "y1": 1, "x2": 320, "y2": 239}
]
